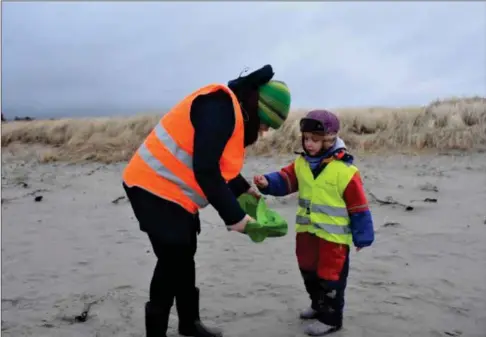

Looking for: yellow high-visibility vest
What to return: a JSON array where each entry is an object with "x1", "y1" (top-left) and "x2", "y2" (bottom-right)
[{"x1": 294, "y1": 155, "x2": 358, "y2": 246}]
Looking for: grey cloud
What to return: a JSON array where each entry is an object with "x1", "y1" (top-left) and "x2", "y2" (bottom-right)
[{"x1": 2, "y1": 2, "x2": 485, "y2": 118}]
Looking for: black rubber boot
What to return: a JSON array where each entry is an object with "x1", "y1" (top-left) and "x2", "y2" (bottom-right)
[
  {"x1": 145, "y1": 301, "x2": 170, "y2": 337},
  {"x1": 177, "y1": 287, "x2": 223, "y2": 337}
]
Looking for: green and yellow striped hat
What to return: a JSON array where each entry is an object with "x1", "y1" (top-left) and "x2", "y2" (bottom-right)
[{"x1": 257, "y1": 80, "x2": 291, "y2": 129}]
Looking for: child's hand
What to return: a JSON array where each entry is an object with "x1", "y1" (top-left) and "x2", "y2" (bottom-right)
[{"x1": 253, "y1": 175, "x2": 268, "y2": 188}]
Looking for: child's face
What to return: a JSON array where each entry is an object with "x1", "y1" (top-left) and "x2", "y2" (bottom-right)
[{"x1": 303, "y1": 132, "x2": 337, "y2": 155}]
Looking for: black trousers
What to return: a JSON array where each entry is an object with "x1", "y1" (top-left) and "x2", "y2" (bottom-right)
[
  {"x1": 300, "y1": 267, "x2": 349, "y2": 327},
  {"x1": 123, "y1": 183, "x2": 200, "y2": 321}
]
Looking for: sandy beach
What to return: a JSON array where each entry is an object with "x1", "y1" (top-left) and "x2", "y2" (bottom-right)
[
  {"x1": 2, "y1": 0, "x2": 486, "y2": 335},
  {"x1": 2, "y1": 148, "x2": 486, "y2": 337}
]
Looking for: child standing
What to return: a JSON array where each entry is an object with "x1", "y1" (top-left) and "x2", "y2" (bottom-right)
[{"x1": 253, "y1": 110, "x2": 374, "y2": 336}]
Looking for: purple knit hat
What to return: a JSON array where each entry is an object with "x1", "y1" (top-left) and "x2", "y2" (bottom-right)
[{"x1": 300, "y1": 109, "x2": 340, "y2": 134}]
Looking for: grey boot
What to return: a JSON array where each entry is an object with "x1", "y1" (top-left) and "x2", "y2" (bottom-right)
[
  {"x1": 300, "y1": 306, "x2": 318, "y2": 320},
  {"x1": 145, "y1": 301, "x2": 169, "y2": 337},
  {"x1": 304, "y1": 321, "x2": 342, "y2": 336},
  {"x1": 177, "y1": 287, "x2": 223, "y2": 337}
]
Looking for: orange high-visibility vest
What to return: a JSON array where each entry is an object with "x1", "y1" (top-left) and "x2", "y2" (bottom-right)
[{"x1": 123, "y1": 83, "x2": 245, "y2": 214}]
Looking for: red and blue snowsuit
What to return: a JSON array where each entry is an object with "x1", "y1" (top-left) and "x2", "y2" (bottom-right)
[{"x1": 257, "y1": 144, "x2": 374, "y2": 327}]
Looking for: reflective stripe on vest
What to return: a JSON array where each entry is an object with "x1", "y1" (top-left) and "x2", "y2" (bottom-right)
[
  {"x1": 122, "y1": 83, "x2": 245, "y2": 214},
  {"x1": 294, "y1": 155, "x2": 358, "y2": 245},
  {"x1": 137, "y1": 122, "x2": 208, "y2": 208},
  {"x1": 298, "y1": 198, "x2": 349, "y2": 217},
  {"x1": 295, "y1": 215, "x2": 352, "y2": 234}
]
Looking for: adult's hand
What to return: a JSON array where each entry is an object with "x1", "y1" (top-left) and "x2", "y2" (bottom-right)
[
  {"x1": 247, "y1": 186, "x2": 262, "y2": 200},
  {"x1": 227, "y1": 214, "x2": 254, "y2": 233}
]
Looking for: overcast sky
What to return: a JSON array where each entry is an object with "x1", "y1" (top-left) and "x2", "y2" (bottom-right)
[{"x1": 2, "y1": 1, "x2": 486, "y2": 118}]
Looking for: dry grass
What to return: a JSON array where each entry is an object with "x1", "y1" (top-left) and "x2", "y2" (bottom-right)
[{"x1": 2, "y1": 96, "x2": 485, "y2": 164}]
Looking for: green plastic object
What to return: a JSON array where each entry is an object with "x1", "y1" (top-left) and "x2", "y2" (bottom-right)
[{"x1": 237, "y1": 193, "x2": 288, "y2": 243}]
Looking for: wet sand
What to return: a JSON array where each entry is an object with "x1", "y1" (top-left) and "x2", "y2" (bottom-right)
[{"x1": 2, "y1": 152, "x2": 486, "y2": 337}]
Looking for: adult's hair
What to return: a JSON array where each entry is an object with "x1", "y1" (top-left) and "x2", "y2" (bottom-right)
[
  {"x1": 232, "y1": 85, "x2": 260, "y2": 147},
  {"x1": 228, "y1": 65, "x2": 274, "y2": 147}
]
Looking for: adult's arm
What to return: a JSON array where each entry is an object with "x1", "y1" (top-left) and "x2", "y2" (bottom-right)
[
  {"x1": 190, "y1": 90, "x2": 247, "y2": 226},
  {"x1": 227, "y1": 174, "x2": 251, "y2": 198}
]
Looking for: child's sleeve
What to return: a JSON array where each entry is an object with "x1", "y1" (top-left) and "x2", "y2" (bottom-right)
[
  {"x1": 343, "y1": 171, "x2": 375, "y2": 248},
  {"x1": 257, "y1": 162, "x2": 299, "y2": 197}
]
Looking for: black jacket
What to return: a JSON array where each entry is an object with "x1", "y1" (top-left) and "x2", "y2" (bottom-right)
[{"x1": 190, "y1": 89, "x2": 250, "y2": 226}]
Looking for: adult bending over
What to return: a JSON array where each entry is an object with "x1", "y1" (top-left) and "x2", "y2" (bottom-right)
[{"x1": 122, "y1": 64, "x2": 291, "y2": 337}]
